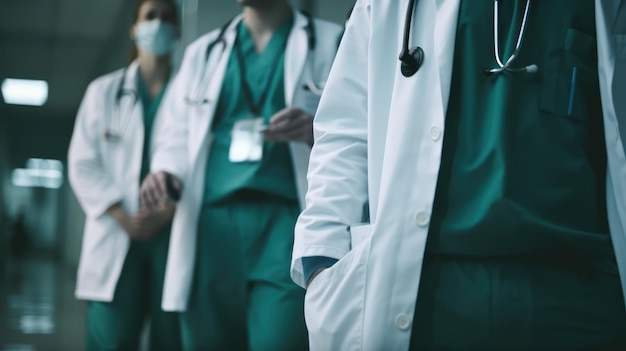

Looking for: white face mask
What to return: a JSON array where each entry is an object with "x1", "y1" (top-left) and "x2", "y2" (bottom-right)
[{"x1": 134, "y1": 19, "x2": 177, "y2": 56}]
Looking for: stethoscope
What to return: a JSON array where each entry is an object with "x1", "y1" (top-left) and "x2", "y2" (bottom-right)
[
  {"x1": 104, "y1": 67, "x2": 138, "y2": 142},
  {"x1": 399, "y1": 0, "x2": 538, "y2": 78},
  {"x1": 185, "y1": 12, "x2": 324, "y2": 105}
]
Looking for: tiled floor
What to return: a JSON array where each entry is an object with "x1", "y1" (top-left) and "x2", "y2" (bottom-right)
[{"x1": 0, "y1": 255, "x2": 86, "y2": 351}]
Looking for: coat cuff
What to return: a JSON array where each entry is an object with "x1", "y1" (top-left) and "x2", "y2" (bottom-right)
[
  {"x1": 302, "y1": 256, "x2": 339, "y2": 286},
  {"x1": 90, "y1": 191, "x2": 124, "y2": 219}
]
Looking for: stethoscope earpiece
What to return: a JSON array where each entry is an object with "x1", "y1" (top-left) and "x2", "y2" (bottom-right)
[
  {"x1": 485, "y1": 0, "x2": 536, "y2": 76},
  {"x1": 400, "y1": 46, "x2": 424, "y2": 77}
]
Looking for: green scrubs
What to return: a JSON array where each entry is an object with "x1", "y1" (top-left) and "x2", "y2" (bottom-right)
[
  {"x1": 87, "y1": 77, "x2": 181, "y2": 351},
  {"x1": 181, "y1": 16, "x2": 308, "y2": 350},
  {"x1": 412, "y1": 255, "x2": 626, "y2": 350},
  {"x1": 411, "y1": 1, "x2": 626, "y2": 349},
  {"x1": 202, "y1": 18, "x2": 298, "y2": 204}
]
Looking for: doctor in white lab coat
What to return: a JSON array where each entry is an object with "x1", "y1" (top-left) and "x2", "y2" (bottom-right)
[
  {"x1": 141, "y1": 0, "x2": 342, "y2": 349},
  {"x1": 293, "y1": 0, "x2": 626, "y2": 350},
  {"x1": 68, "y1": 1, "x2": 182, "y2": 350}
]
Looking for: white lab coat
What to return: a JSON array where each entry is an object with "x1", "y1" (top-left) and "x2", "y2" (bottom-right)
[
  {"x1": 150, "y1": 11, "x2": 342, "y2": 312},
  {"x1": 292, "y1": 0, "x2": 626, "y2": 350},
  {"x1": 69, "y1": 61, "x2": 160, "y2": 301}
]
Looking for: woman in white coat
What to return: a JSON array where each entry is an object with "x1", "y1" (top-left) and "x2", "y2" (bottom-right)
[
  {"x1": 68, "y1": 0, "x2": 181, "y2": 349},
  {"x1": 294, "y1": 0, "x2": 626, "y2": 349},
  {"x1": 140, "y1": 0, "x2": 343, "y2": 349}
]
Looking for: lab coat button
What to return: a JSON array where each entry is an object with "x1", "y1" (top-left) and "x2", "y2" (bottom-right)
[
  {"x1": 430, "y1": 127, "x2": 442, "y2": 141},
  {"x1": 415, "y1": 212, "x2": 430, "y2": 226},
  {"x1": 395, "y1": 313, "x2": 411, "y2": 331}
]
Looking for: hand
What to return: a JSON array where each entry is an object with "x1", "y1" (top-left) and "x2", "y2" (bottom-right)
[
  {"x1": 107, "y1": 203, "x2": 175, "y2": 241},
  {"x1": 263, "y1": 107, "x2": 314, "y2": 146},
  {"x1": 133, "y1": 203, "x2": 175, "y2": 240},
  {"x1": 306, "y1": 267, "x2": 327, "y2": 288},
  {"x1": 140, "y1": 171, "x2": 182, "y2": 209},
  {"x1": 107, "y1": 205, "x2": 146, "y2": 240}
]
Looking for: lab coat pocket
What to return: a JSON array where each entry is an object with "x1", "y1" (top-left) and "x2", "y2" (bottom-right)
[
  {"x1": 304, "y1": 224, "x2": 373, "y2": 351},
  {"x1": 350, "y1": 223, "x2": 372, "y2": 249},
  {"x1": 540, "y1": 28, "x2": 600, "y2": 122}
]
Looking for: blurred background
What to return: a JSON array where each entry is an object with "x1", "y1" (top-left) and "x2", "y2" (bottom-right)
[{"x1": 0, "y1": 0, "x2": 355, "y2": 349}]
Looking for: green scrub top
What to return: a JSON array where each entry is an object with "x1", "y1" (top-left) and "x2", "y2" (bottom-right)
[
  {"x1": 137, "y1": 75, "x2": 169, "y2": 181},
  {"x1": 203, "y1": 16, "x2": 298, "y2": 204},
  {"x1": 426, "y1": 0, "x2": 613, "y2": 258}
]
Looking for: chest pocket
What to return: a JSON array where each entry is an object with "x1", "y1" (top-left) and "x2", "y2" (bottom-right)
[{"x1": 540, "y1": 28, "x2": 601, "y2": 122}]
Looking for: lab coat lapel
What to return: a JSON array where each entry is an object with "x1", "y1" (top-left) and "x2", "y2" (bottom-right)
[
  {"x1": 597, "y1": 0, "x2": 626, "y2": 307},
  {"x1": 284, "y1": 11, "x2": 312, "y2": 209},
  {"x1": 377, "y1": 0, "x2": 459, "y2": 235},
  {"x1": 612, "y1": 0, "x2": 626, "y2": 155},
  {"x1": 122, "y1": 61, "x2": 145, "y2": 184},
  {"x1": 607, "y1": 0, "x2": 624, "y2": 32},
  {"x1": 389, "y1": 0, "x2": 459, "y2": 127},
  {"x1": 284, "y1": 11, "x2": 308, "y2": 106},
  {"x1": 188, "y1": 17, "x2": 240, "y2": 164},
  {"x1": 434, "y1": 0, "x2": 461, "y2": 112},
  {"x1": 123, "y1": 60, "x2": 140, "y2": 91}
]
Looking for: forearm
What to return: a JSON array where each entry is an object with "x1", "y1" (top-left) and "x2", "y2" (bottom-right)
[{"x1": 106, "y1": 203, "x2": 126, "y2": 221}]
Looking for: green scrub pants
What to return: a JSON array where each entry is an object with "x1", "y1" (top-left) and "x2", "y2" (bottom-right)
[
  {"x1": 181, "y1": 194, "x2": 308, "y2": 351},
  {"x1": 410, "y1": 253, "x2": 626, "y2": 350},
  {"x1": 86, "y1": 230, "x2": 181, "y2": 351}
]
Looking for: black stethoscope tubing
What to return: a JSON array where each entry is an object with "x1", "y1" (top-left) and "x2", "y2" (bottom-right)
[
  {"x1": 106, "y1": 67, "x2": 138, "y2": 142},
  {"x1": 399, "y1": 0, "x2": 537, "y2": 78}
]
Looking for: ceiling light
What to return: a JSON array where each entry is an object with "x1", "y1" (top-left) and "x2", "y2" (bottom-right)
[
  {"x1": 12, "y1": 159, "x2": 64, "y2": 189},
  {"x1": 12, "y1": 169, "x2": 63, "y2": 189},
  {"x1": 1, "y1": 79, "x2": 48, "y2": 106},
  {"x1": 27, "y1": 158, "x2": 63, "y2": 172}
]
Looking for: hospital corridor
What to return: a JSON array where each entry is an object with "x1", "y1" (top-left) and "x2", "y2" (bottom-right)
[
  {"x1": 0, "y1": 1, "x2": 353, "y2": 350},
  {"x1": 0, "y1": 254, "x2": 86, "y2": 350}
]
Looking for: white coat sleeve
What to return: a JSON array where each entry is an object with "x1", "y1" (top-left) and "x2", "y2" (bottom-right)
[
  {"x1": 149, "y1": 45, "x2": 195, "y2": 182},
  {"x1": 291, "y1": 0, "x2": 371, "y2": 288},
  {"x1": 68, "y1": 82, "x2": 124, "y2": 218},
  {"x1": 597, "y1": 0, "x2": 626, "y2": 150},
  {"x1": 608, "y1": 0, "x2": 626, "y2": 153}
]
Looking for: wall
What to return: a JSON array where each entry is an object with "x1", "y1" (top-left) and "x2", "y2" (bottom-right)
[
  {"x1": 0, "y1": 111, "x2": 74, "y2": 256},
  {"x1": 0, "y1": 120, "x2": 8, "y2": 221},
  {"x1": 0, "y1": 120, "x2": 9, "y2": 266},
  {"x1": 59, "y1": 183, "x2": 84, "y2": 270},
  {"x1": 4, "y1": 187, "x2": 59, "y2": 250}
]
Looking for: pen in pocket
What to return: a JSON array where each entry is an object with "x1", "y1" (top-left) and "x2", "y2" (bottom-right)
[{"x1": 568, "y1": 67, "x2": 578, "y2": 116}]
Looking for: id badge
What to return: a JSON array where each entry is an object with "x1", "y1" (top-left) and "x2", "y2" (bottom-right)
[{"x1": 229, "y1": 117, "x2": 266, "y2": 162}]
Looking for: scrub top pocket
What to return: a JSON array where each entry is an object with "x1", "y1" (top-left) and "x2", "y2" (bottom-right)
[{"x1": 540, "y1": 28, "x2": 601, "y2": 122}]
